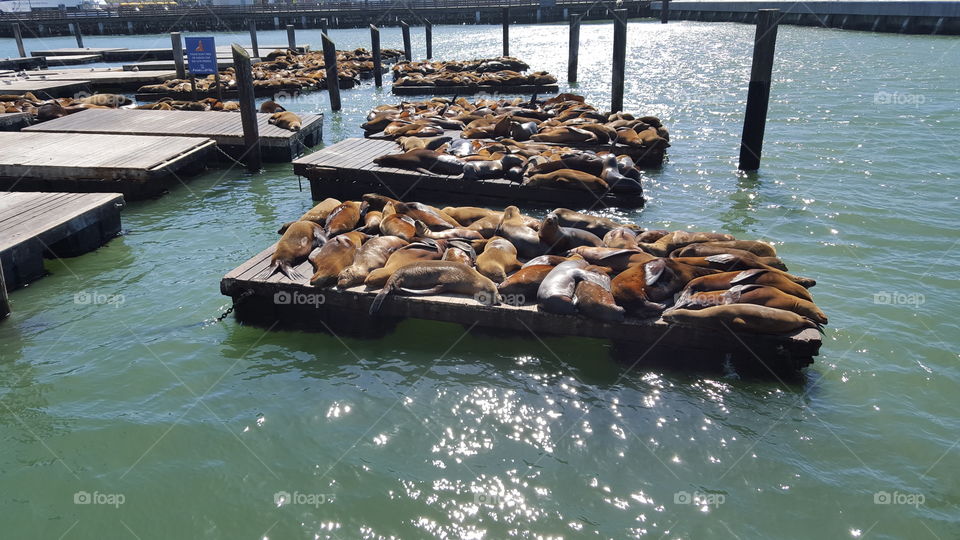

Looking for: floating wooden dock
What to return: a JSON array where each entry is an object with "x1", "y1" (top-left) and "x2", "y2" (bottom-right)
[
  {"x1": 122, "y1": 58, "x2": 247, "y2": 72},
  {"x1": 392, "y1": 84, "x2": 559, "y2": 96},
  {"x1": 26, "y1": 108, "x2": 323, "y2": 162},
  {"x1": 292, "y1": 138, "x2": 644, "y2": 208},
  {"x1": 220, "y1": 244, "x2": 820, "y2": 373},
  {"x1": 101, "y1": 48, "x2": 176, "y2": 62},
  {"x1": 0, "y1": 132, "x2": 214, "y2": 200},
  {"x1": 0, "y1": 79, "x2": 90, "y2": 98},
  {"x1": 0, "y1": 112, "x2": 31, "y2": 131},
  {"x1": 31, "y1": 47, "x2": 126, "y2": 57},
  {"x1": 0, "y1": 56, "x2": 48, "y2": 70},
  {"x1": 134, "y1": 84, "x2": 317, "y2": 102},
  {"x1": 45, "y1": 54, "x2": 102, "y2": 66},
  {"x1": 19, "y1": 69, "x2": 177, "y2": 90},
  {"x1": 0, "y1": 191, "x2": 124, "y2": 291}
]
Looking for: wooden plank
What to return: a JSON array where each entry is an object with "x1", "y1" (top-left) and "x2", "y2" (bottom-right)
[
  {"x1": 44, "y1": 54, "x2": 102, "y2": 66},
  {"x1": 392, "y1": 84, "x2": 559, "y2": 96},
  {"x1": 30, "y1": 47, "x2": 127, "y2": 56},
  {"x1": 20, "y1": 69, "x2": 177, "y2": 87},
  {"x1": 0, "y1": 79, "x2": 91, "y2": 99}
]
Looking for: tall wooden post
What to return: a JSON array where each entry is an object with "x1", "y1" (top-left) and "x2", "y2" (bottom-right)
[
  {"x1": 12, "y1": 23, "x2": 26, "y2": 58},
  {"x1": 71, "y1": 22, "x2": 84, "y2": 48},
  {"x1": 502, "y1": 7, "x2": 510, "y2": 56},
  {"x1": 248, "y1": 21, "x2": 259, "y2": 58},
  {"x1": 661, "y1": 0, "x2": 670, "y2": 24},
  {"x1": 171, "y1": 32, "x2": 185, "y2": 79},
  {"x1": 425, "y1": 21, "x2": 433, "y2": 59},
  {"x1": 567, "y1": 14, "x2": 580, "y2": 83},
  {"x1": 322, "y1": 33, "x2": 342, "y2": 111},
  {"x1": 611, "y1": 10, "x2": 627, "y2": 113},
  {"x1": 370, "y1": 24, "x2": 383, "y2": 88},
  {"x1": 738, "y1": 9, "x2": 780, "y2": 171},
  {"x1": 286, "y1": 24, "x2": 296, "y2": 51},
  {"x1": 400, "y1": 21, "x2": 411, "y2": 60},
  {"x1": 231, "y1": 43, "x2": 262, "y2": 172}
]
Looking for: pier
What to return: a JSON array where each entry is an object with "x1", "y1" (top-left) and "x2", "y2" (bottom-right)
[
  {"x1": 0, "y1": 79, "x2": 90, "y2": 98},
  {"x1": 0, "y1": 191, "x2": 124, "y2": 291},
  {"x1": 6, "y1": 69, "x2": 178, "y2": 91}
]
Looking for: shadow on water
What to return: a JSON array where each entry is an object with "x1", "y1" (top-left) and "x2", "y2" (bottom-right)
[{"x1": 719, "y1": 170, "x2": 761, "y2": 235}]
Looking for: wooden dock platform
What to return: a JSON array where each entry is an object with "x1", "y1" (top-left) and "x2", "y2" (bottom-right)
[
  {"x1": 0, "y1": 132, "x2": 214, "y2": 199},
  {"x1": 31, "y1": 47, "x2": 126, "y2": 57},
  {"x1": 292, "y1": 138, "x2": 644, "y2": 208},
  {"x1": 0, "y1": 56, "x2": 48, "y2": 70},
  {"x1": 0, "y1": 113, "x2": 31, "y2": 131},
  {"x1": 19, "y1": 69, "x2": 177, "y2": 90},
  {"x1": 134, "y1": 84, "x2": 316, "y2": 102},
  {"x1": 26, "y1": 108, "x2": 323, "y2": 162},
  {"x1": 392, "y1": 84, "x2": 559, "y2": 96},
  {"x1": 101, "y1": 48, "x2": 176, "y2": 62},
  {"x1": 45, "y1": 54, "x2": 102, "y2": 66},
  {"x1": 0, "y1": 79, "x2": 90, "y2": 98},
  {"x1": 122, "y1": 58, "x2": 253, "y2": 72},
  {"x1": 220, "y1": 244, "x2": 821, "y2": 373},
  {"x1": 0, "y1": 191, "x2": 124, "y2": 291}
]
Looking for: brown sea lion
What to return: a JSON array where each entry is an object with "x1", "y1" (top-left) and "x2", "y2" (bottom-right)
[
  {"x1": 361, "y1": 210, "x2": 383, "y2": 233},
  {"x1": 364, "y1": 240, "x2": 445, "y2": 288},
  {"x1": 325, "y1": 201, "x2": 364, "y2": 236},
  {"x1": 441, "y1": 206, "x2": 500, "y2": 226},
  {"x1": 610, "y1": 258, "x2": 715, "y2": 317},
  {"x1": 308, "y1": 235, "x2": 360, "y2": 287},
  {"x1": 671, "y1": 254, "x2": 814, "y2": 287},
  {"x1": 537, "y1": 259, "x2": 610, "y2": 315},
  {"x1": 567, "y1": 247, "x2": 655, "y2": 272},
  {"x1": 539, "y1": 214, "x2": 603, "y2": 253},
  {"x1": 496, "y1": 206, "x2": 544, "y2": 259},
  {"x1": 258, "y1": 220, "x2": 325, "y2": 280},
  {"x1": 259, "y1": 100, "x2": 286, "y2": 113},
  {"x1": 278, "y1": 198, "x2": 344, "y2": 233},
  {"x1": 337, "y1": 235, "x2": 409, "y2": 288},
  {"x1": 498, "y1": 264, "x2": 554, "y2": 299},
  {"x1": 574, "y1": 280, "x2": 625, "y2": 322},
  {"x1": 604, "y1": 227, "x2": 639, "y2": 249},
  {"x1": 671, "y1": 243, "x2": 788, "y2": 271},
  {"x1": 683, "y1": 269, "x2": 813, "y2": 302},
  {"x1": 362, "y1": 193, "x2": 401, "y2": 211},
  {"x1": 636, "y1": 231, "x2": 737, "y2": 256},
  {"x1": 526, "y1": 169, "x2": 608, "y2": 192},
  {"x1": 373, "y1": 149, "x2": 465, "y2": 176},
  {"x1": 663, "y1": 305, "x2": 819, "y2": 334},
  {"x1": 393, "y1": 201, "x2": 459, "y2": 230},
  {"x1": 696, "y1": 240, "x2": 778, "y2": 257},
  {"x1": 414, "y1": 220, "x2": 483, "y2": 240},
  {"x1": 379, "y1": 213, "x2": 416, "y2": 241},
  {"x1": 673, "y1": 284, "x2": 828, "y2": 325},
  {"x1": 551, "y1": 208, "x2": 641, "y2": 238},
  {"x1": 475, "y1": 236, "x2": 521, "y2": 283},
  {"x1": 269, "y1": 111, "x2": 302, "y2": 131},
  {"x1": 441, "y1": 241, "x2": 476, "y2": 266},
  {"x1": 637, "y1": 229, "x2": 670, "y2": 243},
  {"x1": 522, "y1": 254, "x2": 570, "y2": 268},
  {"x1": 370, "y1": 261, "x2": 499, "y2": 313}
]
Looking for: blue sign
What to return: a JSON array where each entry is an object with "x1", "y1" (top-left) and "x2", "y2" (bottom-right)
[{"x1": 184, "y1": 36, "x2": 217, "y2": 75}]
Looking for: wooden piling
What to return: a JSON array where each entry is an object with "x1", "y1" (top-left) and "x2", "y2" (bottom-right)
[
  {"x1": 502, "y1": 7, "x2": 510, "y2": 56},
  {"x1": 286, "y1": 24, "x2": 296, "y2": 51},
  {"x1": 662, "y1": 0, "x2": 670, "y2": 24},
  {"x1": 12, "y1": 23, "x2": 26, "y2": 58},
  {"x1": 400, "y1": 21, "x2": 412, "y2": 60},
  {"x1": 248, "y1": 21, "x2": 259, "y2": 58},
  {"x1": 231, "y1": 43, "x2": 262, "y2": 172},
  {"x1": 567, "y1": 14, "x2": 580, "y2": 83},
  {"x1": 370, "y1": 24, "x2": 383, "y2": 88},
  {"x1": 425, "y1": 21, "x2": 433, "y2": 59},
  {"x1": 738, "y1": 9, "x2": 780, "y2": 171},
  {"x1": 171, "y1": 32, "x2": 185, "y2": 79},
  {"x1": 71, "y1": 22, "x2": 84, "y2": 48},
  {"x1": 321, "y1": 33, "x2": 342, "y2": 112},
  {"x1": 611, "y1": 10, "x2": 627, "y2": 113}
]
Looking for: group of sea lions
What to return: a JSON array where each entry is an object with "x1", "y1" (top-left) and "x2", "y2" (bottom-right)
[
  {"x1": 1, "y1": 91, "x2": 134, "y2": 121},
  {"x1": 391, "y1": 57, "x2": 557, "y2": 88},
  {"x1": 363, "y1": 94, "x2": 669, "y2": 193},
  {"x1": 260, "y1": 196, "x2": 826, "y2": 334},
  {"x1": 137, "y1": 47, "x2": 401, "y2": 96}
]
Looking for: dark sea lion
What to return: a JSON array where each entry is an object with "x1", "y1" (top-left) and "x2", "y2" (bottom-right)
[
  {"x1": 498, "y1": 264, "x2": 554, "y2": 299},
  {"x1": 442, "y1": 241, "x2": 476, "y2": 266},
  {"x1": 663, "y1": 305, "x2": 818, "y2": 335},
  {"x1": 393, "y1": 201, "x2": 459, "y2": 230},
  {"x1": 373, "y1": 149, "x2": 465, "y2": 176},
  {"x1": 697, "y1": 240, "x2": 778, "y2": 257},
  {"x1": 531, "y1": 126, "x2": 597, "y2": 143},
  {"x1": 539, "y1": 214, "x2": 603, "y2": 253},
  {"x1": 325, "y1": 201, "x2": 364, "y2": 236},
  {"x1": 600, "y1": 154, "x2": 644, "y2": 194},
  {"x1": 414, "y1": 220, "x2": 483, "y2": 240},
  {"x1": 308, "y1": 235, "x2": 360, "y2": 287},
  {"x1": 567, "y1": 247, "x2": 655, "y2": 272},
  {"x1": 259, "y1": 100, "x2": 286, "y2": 113},
  {"x1": 574, "y1": 280, "x2": 625, "y2": 322},
  {"x1": 671, "y1": 254, "x2": 814, "y2": 287},
  {"x1": 610, "y1": 258, "x2": 710, "y2": 317},
  {"x1": 673, "y1": 284, "x2": 828, "y2": 325},
  {"x1": 637, "y1": 229, "x2": 670, "y2": 243},
  {"x1": 683, "y1": 269, "x2": 814, "y2": 302},
  {"x1": 551, "y1": 208, "x2": 640, "y2": 238},
  {"x1": 522, "y1": 255, "x2": 570, "y2": 268},
  {"x1": 636, "y1": 231, "x2": 737, "y2": 256},
  {"x1": 337, "y1": 235, "x2": 409, "y2": 288},
  {"x1": 466, "y1": 214, "x2": 501, "y2": 237},
  {"x1": 362, "y1": 193, "x2": 401, "y2": 211},
  {"x1": 379, "y1": 213, "x2": 416, "y2": 241},
  {"x1": 671, "y1": 243, "x2": 788, "y2": 271},
  {"x1": 462, "y1": 160, "x2": 504, "y2": 181},
  {"x1": 603, "y1": 227, "x2": 639, "y2": 249},
  {"x1": 370, "y1": 261, "x2": 499, "y2": 313},
  {"x1": 364, "y1": 240, "x2": 445, "y2": 288},
  {"x1": 536, "y1": 259, "x2": 609, "y2": 315},
  {"x1": 496, "y1": 206, "x2": 545, "y2": 259},
  {"x1": 258, "y1": 220, "x2": 325, "y2": 280},
  {"x1": 476, "y1": 236, "x2": 521, "y2": 283},
  {"x1": 269, "y1": 111, "x2": 302, "y2": 131},
  {"x1": 526, "y1": 169, "x2": 608, "y2": 192}
]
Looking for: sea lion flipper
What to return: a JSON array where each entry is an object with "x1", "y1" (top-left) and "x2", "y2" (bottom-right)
[
  {"x1": 705, "y1": 254, "x2": 736, "y2": 265},
  {"x1": 644, "y1": 259, "x2": 667, "y2": 286},
  {"x1": 730, "y1": 268, "x2": 766, "y2": 285},
  {"x1": 277, "y1": 221, "x2": 294, "y2": 235}
]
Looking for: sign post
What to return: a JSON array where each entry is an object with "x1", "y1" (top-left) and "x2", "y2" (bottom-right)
[{"x1": 185, "y1": 36, "x2": 218, "y2": 101}]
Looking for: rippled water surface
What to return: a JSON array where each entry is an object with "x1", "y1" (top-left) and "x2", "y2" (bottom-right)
[{"x1": 1, "y1": 20, "x2": 958, "y2": 539}]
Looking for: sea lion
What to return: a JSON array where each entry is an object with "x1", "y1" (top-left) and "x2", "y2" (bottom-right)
[
  {"x1": 526, "y1": 169, "x2": 609, "y2": 192},
  {"x1": 259, "y1": 100, "x2": 286, "y2": 113},
  {"x1": 258, "y1": 220, "x2": 325, "y2": 280},
  {"x1": 378, "y1": 213, "x2": 417, "y2": 242},
  {"x1": 671, "y1": 243, "x2": 788, "y2": 271},
  {"x1": 636, "y1": 231, "x2": 738, "y2": 256},
  {"x1": 362, "y1": 193, "x2": 401, "y2": 211},
  {"x1": 574, "y1": 279, "x2": 625, "y2": 322},
  {"x1": 522, "y1": 255, "x2": 570, "y2": 268},
  {"x1": 475, "y1": 236, "x2": 521, "y2": 283},
  {"x1": 498, "y1": 264, "x2": 554, "y2": 299},
  {"x1": 373, "y1": 149, "x2": 465, "y2": 176},
  {"x1": 539, "y1": 214, "x2": 603, "y2": 253},
  {"x1": 531, "y1": 126, "x2": 597, "y2": 144},
  {"x1": 695, "y1": 240, "x2": 778, "y2": 257},
  {"x1": 337, "y1": 235, "x2": 409, "y2": 288},
  {"x1": 269, "y1": 111, "x2": 302, "y2": 131},
  {"x1": 278, "y1": 198, "x2": 344, "y2": 233},
  {"x1": 537, "y1": 259, "x2": 609, "y2": 315},
  {"x1": 370, "y1": 261, "x2": 499, "y2": 313},
  {"x1": 364, "y1": 240, "x2": 446, "y2": 288},
  {"x1": 325, "y1": 201, "x2": 364, "y2": 236},
  {"x1": 682, "y1": 269, "x2": 814, "y2": 302},
  {"x1": 603, "y1": 227, "x2": 639, "y2": 249},
  {"x1": 671, "y1": 254, "x2": 814, "y2": 287},
  {"x1": 551, "y1": 208, "x2": 641, "y2": 238},
  {"x1": 393, "y1": 201, "x2": 459, "y2": 230},
  {"x1": 361, "y1": 210, "x2": 383, "y2": 233},
  {"x1": 663, "y1": 305, "x2": 819, "y2": 334},
  {"x1": 637, "y1": 229, "x2": 670, "y2": 243},
  {"x1": 441, "y1": 206, "x2": 500, "y2": 226},
  {"x1": 600, "y1": 154, "x2": 644, "y2": 194},
  {"x1": 414, "y1": 220, "x2": 483, "y2": 240},
  {"x1": 672, "y1": 284, "x2": 828, "y2": 325},
  {"x1": 441, "y1": 241, "x2": 477, "y2": 266},
  {"x1": 308, "y1": 235, "x2": 360, "y2": 287},
  {"x1": 78, "y1": 93, "x2": 132, "y2": 107},
  {"x1": 495, "y1": 206, "x2": 544, "y2": 259}
]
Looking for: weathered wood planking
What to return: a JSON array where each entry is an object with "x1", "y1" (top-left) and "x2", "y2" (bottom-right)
[
  {"x1": 0, "y1": 132, "x2": 214, "y2": 199},
  {"x1": 17, "y1": 69, "x2": 178, "y2": 90},
  {"x1": 393, "y1": 84, "x2": 559, "y2": 96},
  {"x1": 0, "y1": 79, "x2": 91, "y2": 98},
  {"x1": 220, "y1": 244, "x2": 820, "y2": 373},
  {"x1": 0, "y1": 112, "x2": 31, "y2": 132},
  {"x1": 101, "y1": 48, "x2": 177, "y2": 62},
  {"x1": 0, "y1": 191, "x2": 124, "y2": 291},
  {"x1": 292, "y1": 138, "x2": 644, "y2": 209},
  {"x1": 44, "y1": 54, "x2": 102, "y2": 66},
  {"x1": 25, "y1": 108, "x2": 323, "y2": 162},
  {"x1": 31, "y1": 47, "x2": 127, "y2": 57}
]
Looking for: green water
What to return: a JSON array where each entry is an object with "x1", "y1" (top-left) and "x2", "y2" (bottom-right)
[{"x1": 1, "y1": 20, "x2": 959, "y2": 539}]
